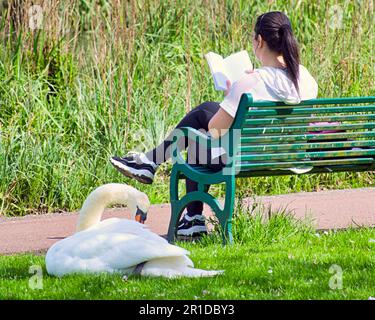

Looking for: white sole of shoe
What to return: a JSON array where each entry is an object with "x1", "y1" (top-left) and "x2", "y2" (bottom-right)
[
  {"x1": 177, "y1": 225, "x2": 208, "y2": 236},
  {"x1": 110, "y1": 158, "x2": 154, "y2": 184}
]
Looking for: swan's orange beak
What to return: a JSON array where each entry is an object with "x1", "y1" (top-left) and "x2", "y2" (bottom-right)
[
  {"x1": 135, "y1": 215, "x2": 144, "y2": 224},
  {"x1": 135, "y1": 207, "x2": 147, "y2": 224}
]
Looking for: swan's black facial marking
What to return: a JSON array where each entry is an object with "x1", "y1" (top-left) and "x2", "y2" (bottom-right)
[{"x1": 135, "y1": 206, "x2": 147, "y2": 223}]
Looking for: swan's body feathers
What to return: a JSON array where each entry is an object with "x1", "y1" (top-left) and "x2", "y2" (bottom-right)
[
  {"x1": 46, "y1": 219, "x2": 190, "y2": 277},
  {"x1": 45, "y1": 184, "x2": 224, "y2": 278}
]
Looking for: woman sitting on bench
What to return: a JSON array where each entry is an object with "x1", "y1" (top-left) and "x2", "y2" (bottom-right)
[{"x1": 110, "y1": 11, "x2": 318, "y2": 238}]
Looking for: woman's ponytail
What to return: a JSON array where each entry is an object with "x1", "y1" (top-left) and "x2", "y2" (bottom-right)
[
  {"x1": 254, "y1": 12, "x2": 301, "y2": 95},
  {"x1": 279, "y1": 24, "x2": 300, "y2": 95}
]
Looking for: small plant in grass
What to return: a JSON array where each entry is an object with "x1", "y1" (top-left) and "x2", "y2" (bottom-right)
[{"x1": 198, "y1": 197, "x2": 315, "y2": 246}]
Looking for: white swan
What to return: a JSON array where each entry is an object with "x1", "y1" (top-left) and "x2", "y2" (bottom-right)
[{"x1": 45, "y1": 183, "x2": 223, "y2": 278}]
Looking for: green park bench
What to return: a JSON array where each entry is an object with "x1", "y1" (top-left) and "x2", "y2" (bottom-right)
[{"x1": 167, "y1": 94, "x2": 375, "y2": 244}]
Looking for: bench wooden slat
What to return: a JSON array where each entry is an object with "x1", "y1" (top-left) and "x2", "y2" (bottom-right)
[
  {"x1": 246, "y1": 105, "x2": 375, "y2": 117},
  {"x1": 240, "y1": 131, "x2": 375, "y2": 144},
  {"x1": 241, "y1": 122, "x2": 375, "y2": 135},
  {"x1": 239, "y1": 140, "x2": 375, "y2": 153},
  {"x1": 250, "y1": 96, "x2": 375, "y2": 108},
  {"x1": 237, "y1": 148, "x2": 375, "y2": 162},
  {"x1": 236, "y1": 157, "x2": 374, "y2": 170},
  {"x1": 236, "y1": 164, "x2": 374, "y2": 177},
  {"x1": 244, "y1": 114, "x2": 375, "y2": 126}
]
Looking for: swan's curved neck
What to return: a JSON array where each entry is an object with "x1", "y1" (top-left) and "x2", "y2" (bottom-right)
[{"x1": 76, "y1": 184, "x2": 134, "y2": 232}]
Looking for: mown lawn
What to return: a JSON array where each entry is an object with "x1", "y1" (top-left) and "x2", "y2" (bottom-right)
[{"x1": 0, "y1": 212, "x2": 374, "y2": 300}]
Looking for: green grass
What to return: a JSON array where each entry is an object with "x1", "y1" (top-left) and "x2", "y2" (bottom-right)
[
  {"x1": 0, "y1": 0, "x2": 373, "y2": 300},
  {"x1": 1, "y1": 208, "x2": 374, "y2": 300},
  {"x1": 0, "y1": 0, "x2": 374, "y2": 216}
]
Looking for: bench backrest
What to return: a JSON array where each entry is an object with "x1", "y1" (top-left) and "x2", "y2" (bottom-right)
[{"x1": 228, "y1": 94, "x2": 375, "y2": 176}]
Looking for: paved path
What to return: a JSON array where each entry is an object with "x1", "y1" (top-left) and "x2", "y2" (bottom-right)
[{"x1": 0, "y1": 188, "x2": 374, "y2": 255}]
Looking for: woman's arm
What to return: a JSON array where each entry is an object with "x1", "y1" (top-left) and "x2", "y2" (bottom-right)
[
  {"x1": 208, "y1": 70, "x2": 257, "y2": 139},
  {"x1": 208, "y1": 107, "x2": 234, "y2": 139}
]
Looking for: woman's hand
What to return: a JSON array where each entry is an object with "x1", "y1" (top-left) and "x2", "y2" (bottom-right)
[{"x1": 224, "y1": 69, "x2": 254, "y2": 97}]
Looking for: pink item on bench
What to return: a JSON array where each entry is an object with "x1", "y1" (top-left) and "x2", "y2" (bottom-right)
[{"x1": 307, "y1": 121, "x2": 343, "y2": 134}]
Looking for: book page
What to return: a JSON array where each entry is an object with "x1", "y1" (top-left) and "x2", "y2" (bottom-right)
[
  {"x1": 205, "y1": 52, "x2": 229, "y2": 90},
  {"x1": 223, "y1": 50, "x2": 253, "y2": 83}
]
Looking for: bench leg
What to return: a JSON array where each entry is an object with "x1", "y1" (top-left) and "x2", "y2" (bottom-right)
[
  {"x1": 216, "y1": 175, "x2": 235, "y2": 245},
  {"x1": 167, "y1": 168, "x2": 236, "y2": 245},
  {"x1": 167, "y1": 200, "x2": 184, "y2": 243},
  {"x1": 167, "y1": 178, "x2": 214, "y2": 243},
  {"x1": 167, "y1": 167, "x2": 181, "y2": 243}
]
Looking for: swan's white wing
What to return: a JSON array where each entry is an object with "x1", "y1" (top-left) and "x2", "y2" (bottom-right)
[
  {"x1": 141, "y1": 256, "x2": 224, "y2": 278},
  {"x1": 46, "y1": 219, "x2": 189, "y2": 277}
]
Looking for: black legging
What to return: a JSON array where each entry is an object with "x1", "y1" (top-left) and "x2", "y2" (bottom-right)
[{"x1": 145, "y1": 101, "x2": 227, "y2": 217}]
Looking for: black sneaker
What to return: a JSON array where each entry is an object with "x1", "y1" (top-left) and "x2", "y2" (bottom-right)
[
  {"x1": 177, "y1": 214, "x2": 207, "y2": 237},
  {"x1": 110, "y1": 152, "x2": 158, "y2": 184}
]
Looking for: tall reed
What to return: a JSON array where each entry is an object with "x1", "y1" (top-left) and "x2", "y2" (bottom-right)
[{"x1": 0, "y1": 0, "x2": 374, "y2": 215}]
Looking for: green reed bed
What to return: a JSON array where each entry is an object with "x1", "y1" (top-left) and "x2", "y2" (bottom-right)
[{"x1": 0, "y1": 0, "x2": 374, "y2": 216}]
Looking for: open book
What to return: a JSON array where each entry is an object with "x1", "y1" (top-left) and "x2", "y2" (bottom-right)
[{"x1": 205, "y1": 50, "x2": 253, "y2": 91}]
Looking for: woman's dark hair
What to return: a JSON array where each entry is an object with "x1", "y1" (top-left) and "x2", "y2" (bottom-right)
[{"x1": 254, "y1": 11, "x2": 300, "y2": 95}]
